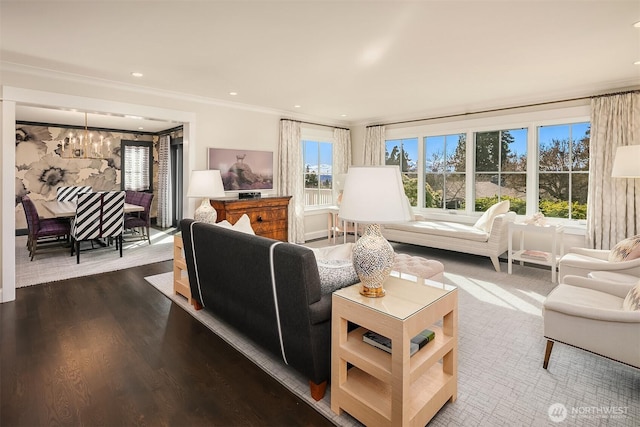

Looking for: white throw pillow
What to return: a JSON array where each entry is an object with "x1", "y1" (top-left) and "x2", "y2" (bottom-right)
[
  {"x1": 622, "y1": 280, "x2": 640, "y2": 311},
  {"x1": 473, "y1": 200, "x2": 510, "y2": 233},
  {"x1": 214, "y1": 214, "x2": 255, "y2": 235}
]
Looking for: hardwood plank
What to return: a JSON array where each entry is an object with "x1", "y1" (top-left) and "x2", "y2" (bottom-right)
[{"x1": 1, "y1": 260, "x2": 333, "y2": 426}]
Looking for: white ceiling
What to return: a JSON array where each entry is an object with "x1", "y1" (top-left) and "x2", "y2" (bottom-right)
[{"x1": 1, "y1": 1, "x2": 639, "y2": 130}]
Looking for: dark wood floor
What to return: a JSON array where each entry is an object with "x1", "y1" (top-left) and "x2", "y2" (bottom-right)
[{"x1": 1, "y1": 261, "x2": 334, "y2": 427}]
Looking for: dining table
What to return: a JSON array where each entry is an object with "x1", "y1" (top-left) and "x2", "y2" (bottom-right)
[{"x1": 42, "y1": 200, "x2": 145, "y2": 218}]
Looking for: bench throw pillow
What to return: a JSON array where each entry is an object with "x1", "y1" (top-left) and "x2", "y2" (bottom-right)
[
  {"x1": 622, "y1": 279, "x2": 640, "y2": 311},
  {"x1": 311, "y1": 243, "x2": 359, "y2": 294},
  {"x1": 608, "y1": 234, "x2": 640, "y2": 262},
  {"x1": 473, "y1": 200, "x2": 510, "y2": 233}
]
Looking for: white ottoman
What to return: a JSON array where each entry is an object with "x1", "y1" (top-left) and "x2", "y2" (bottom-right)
[{"x1": 392, "y1": 253, "x2": 445, "y2": 283}]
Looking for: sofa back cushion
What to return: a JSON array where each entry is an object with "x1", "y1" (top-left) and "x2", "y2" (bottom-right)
[
  {"x1": 474, "y1": 200, "x2": 510, "y2": 233},
  {"x1": 608, "y1": 234, "x2": 640, "y2": 262}
]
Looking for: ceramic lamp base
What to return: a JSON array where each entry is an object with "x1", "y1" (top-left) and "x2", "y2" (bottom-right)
[
  {"x1": 353, "y1": 224, "x2": 394, "y2": 298},
  {"x1": 194, "y1": 198, "x2": 218, "y2": 224}
]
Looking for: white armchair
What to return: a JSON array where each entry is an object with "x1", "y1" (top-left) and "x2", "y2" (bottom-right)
[
  {"x1": 543, "y1": 275, "x2": 640, "y2": 369},
  {"x1": 558, "y1": 247, "x2": 640, "y2": 282}
]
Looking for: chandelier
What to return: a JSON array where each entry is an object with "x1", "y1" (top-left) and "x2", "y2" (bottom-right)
[{"x1": 61, "y1": 112, "x2": 112, "y2": 159}]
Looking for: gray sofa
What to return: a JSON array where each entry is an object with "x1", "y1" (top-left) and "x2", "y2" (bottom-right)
[{"x1": 180, "y1": 219, "x2": 331, "y2": 401}]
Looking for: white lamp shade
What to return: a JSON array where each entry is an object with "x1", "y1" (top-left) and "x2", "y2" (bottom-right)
[
  {"x1": 339, "y1": 166, "x2": 412, "y2": 224},
  {"x1": 186, "y1": 170, "x2": 226, "y2": 198},
  {"x1": 611, "y1": 146, "x2": 640, "y2": 178}
]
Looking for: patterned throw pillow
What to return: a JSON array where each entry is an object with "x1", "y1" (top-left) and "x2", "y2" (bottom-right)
[
  {"x1": 317, "y1": 259, "x2": 359, "y2": 295},
  {"x1": 608, "y1": 235, "x2": 640, "y2": 262},
  {"x1": 622, "y1": 280, "x2": 640, "y2": 311}
]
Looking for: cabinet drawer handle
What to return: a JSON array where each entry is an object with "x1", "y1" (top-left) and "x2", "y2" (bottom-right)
[{"x1": 257, "y1": 215, "x2": 263, "y2": 222}]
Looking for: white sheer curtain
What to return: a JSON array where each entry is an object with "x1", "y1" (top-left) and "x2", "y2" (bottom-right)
[
  {"x1": 363, "y1": 125, "x2": 385, "y2": 165},
  {"x1": 333, "y1": 127, "x2": 352, "y2": 175},
  {"x1": 157, "y1": 135, "x2": 173, "y2": 228},
  {"x1": 278, "y1": 120, "x2": 304, "y2": 243},
  {"x1": 586, "y1": 91, "x2": 640, "y2": 249}
]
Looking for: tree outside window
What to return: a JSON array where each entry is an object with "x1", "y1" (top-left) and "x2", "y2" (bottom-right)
[
  {"x1": 474, "y1": 128, "x2": 527, "y2": 213},
  {"x1": 538, "y1": 123, "x2": 589, "y2": 219},
  {"x1": 303, "y1": 140, "x2": 333, "y2": 206},
  {"x1": 385, "y1": 138, "x2": 418, "y2": 205},
  {"x1": 424, "y1": 134, "x2": 466, "y2": 210}
]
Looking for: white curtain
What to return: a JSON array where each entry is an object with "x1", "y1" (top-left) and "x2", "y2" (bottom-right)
[
  {"x1": 586, "y1": 91, "x2": 640, "y2": 249},
  {"x1": 278, "y1": 120, "x2": 304, "y2": 243},
  {"x1": 363, "y1": 125, "x2": 386, "y2": 165},
  {"x1": 157, "y1": 135, "x2": 173, "y2": 228},
  {"x1": 333, "y1": 127, "x2": 352, "y2": 175}
]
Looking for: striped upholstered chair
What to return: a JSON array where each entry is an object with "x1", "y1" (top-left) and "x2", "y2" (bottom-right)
[
  {"x1": 21, "y1": 196, "x2": 71, "y2": 261},
  {"x1": 56, "y1": 185, "x2": 92, "y2": 201},
  {"x1": 70, "y1": 191, "x2": 125, "y2": 263}
]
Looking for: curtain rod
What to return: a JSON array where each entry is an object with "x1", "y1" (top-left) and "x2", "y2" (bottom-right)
[
  {"x1": 368, "y1": 89, "x2": 640, "y2": 128},
  {"x1": 280, "y1": 118, "x2": 349, "y2": 131}
]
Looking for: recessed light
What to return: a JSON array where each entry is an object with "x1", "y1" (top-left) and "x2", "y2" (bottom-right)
[
  {"x1": 294, "y1": 105, "x2": 301, "y2": 108},
  {"x1": 131, "y1": 72, "x2": 143, "y2": 78},
  {"x1": 634, "y1": 21, "x2": 640, "y2": 28},
  {"x1": 341, "y1": 114, "x2": 347, "y2": 117},
  {"x1": 125, "y1": 115, "x2": 143, "y2": 120},
  {"x1": 138, "y1": 127, "x2": 144, "y2": 130},
  {"x1": 635, "y1": 60, "x2": 640, "y2": 65},
  {"x1": 229, "y1": 91, "x2": 238, "y2": 96}
]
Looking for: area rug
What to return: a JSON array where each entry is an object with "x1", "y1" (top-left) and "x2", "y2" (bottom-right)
[
  {"x1": 16, "y1": 227, "x2": 176, "y2": 288},
  {"x1": 145, "y1": 242, "x2": 640, "y2": 426}
]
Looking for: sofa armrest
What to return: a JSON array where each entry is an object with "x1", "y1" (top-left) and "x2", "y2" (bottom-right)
[
  {"x1": 308, "y1": 293, "x2": 332, "y2": 325},
  {"x1": 563, "y1": 275, "x2": 637, "y2": 299},
  {"x1": 566, "y1": 247, "x2": 610, "y2": 259},
  {"x1": 544, "y1": 296, "x2": 640, "y2": 323}
]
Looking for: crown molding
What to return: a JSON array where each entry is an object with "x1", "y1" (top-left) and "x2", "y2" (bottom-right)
[{"x1": 0, "y1": 62, "x2": 350, "y2": 128}]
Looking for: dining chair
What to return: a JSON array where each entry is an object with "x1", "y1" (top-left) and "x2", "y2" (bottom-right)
[
  {"x1": 56, "y1": 185, "x2": 92, "y2": 201},
  {"x1": 70, "y1": 191, "x2": 125, "y2": 263},
  {"x1": 124, "y1": 191, "x2": 154, "y2": 244},
  {"x1": 21, "y1": 196, "x2": 71, "y2": 261}
]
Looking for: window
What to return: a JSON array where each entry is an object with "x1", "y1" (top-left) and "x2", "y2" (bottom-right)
[
  {"x1": 385, "y1": 138, "x2": 418, "y2": 205},
  {"x1": 303, "y1": 139, "x2": 333, "y2": 206},
  {"x1": 474, "y1": 128, "x2": 527, "y2": 213},
  {"x1": 538, "y1": 122, "x2": 590, "y2": 219},
  {"x1": 121, "y1": 140, "x2": 153, "y2": 192},
  {"x1": 424, "y1": 134, "x2": 466, "y2": 210}
]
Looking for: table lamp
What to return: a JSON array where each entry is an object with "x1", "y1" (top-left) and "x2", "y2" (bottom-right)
[
  {"x1": 339, "y1": 166, "x2": 412, "y2": 297},
  {"x1": 611, "y1": 145, "x2": 640, "y2": 178},
  {"x1": 187, "y1": 170, "x2": 226, "y2": 223}
]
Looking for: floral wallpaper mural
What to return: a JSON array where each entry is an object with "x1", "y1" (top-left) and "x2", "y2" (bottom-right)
[{"x1": 15, "y1": 123, "x2": 156, "y2": 229}]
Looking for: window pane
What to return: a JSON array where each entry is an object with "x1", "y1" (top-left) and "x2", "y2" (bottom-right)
[
  {"x1": 538, "y1": 122, "x2": 589, "y2": 219},
  {"x1": 445, "y1": 173, "x2": 465, "y2": 210},
  {"x1": 475, "y1": 131, "x2": 499, "y2": 172},
  {"x1": 124, "y1": 145, "x2": 150, "y2": 191},
  {"x1": 539, "y1": 125, "x2": 570, "y2": 171},
  {"x1": 302, "y1": 139, "x2": 333, "y2": 206},
  {"x1": 446, "y1": 134, "x2": 465, "y2": 173},
  {"x1": 502, "y1": 128, "x2": 527, "y2": 172},
  {"x1": 386, "y1": 138, "x2": 418, "y2": 205},
  {"x1": 572, "y1": 123, "x2": 590, "y2": 171},
  {"x1": 425, "y1": 136, "x2": 445, "y2": 173},
  {"x1": 474, "y1": 173, "x2": 499, "y2": 211},
  {"x1": 425, "y1": 173, "x2": 443, "y2": 208}
]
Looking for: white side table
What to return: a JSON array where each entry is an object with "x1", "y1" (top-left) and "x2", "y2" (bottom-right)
[
  {"x1": 327, "y1": 206, "x2": 358, "y2": 244},
  {"x1": 508, "y1": 222, "x2": 564, "y2": 283}
]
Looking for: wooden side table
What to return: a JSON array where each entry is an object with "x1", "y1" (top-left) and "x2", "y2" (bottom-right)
[
  {"x1": 331, "y1": 275, "x2": 458, "y2": 426},
  {"x1": 173, "y1": 234, "x2": 191, "y2": 305},
  {"x1": 508, "y1": 222, "x2": 564, "y2": 283}
]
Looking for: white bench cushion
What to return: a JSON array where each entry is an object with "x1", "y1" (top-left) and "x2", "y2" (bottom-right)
[{"x1": 384, "y1": 221, "x2": 489, "y2": 242}]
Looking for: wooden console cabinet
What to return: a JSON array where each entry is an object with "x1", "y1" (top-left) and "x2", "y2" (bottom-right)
[{"x1": 209, "y1": 196, "x2": 291, "y2": 242}]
